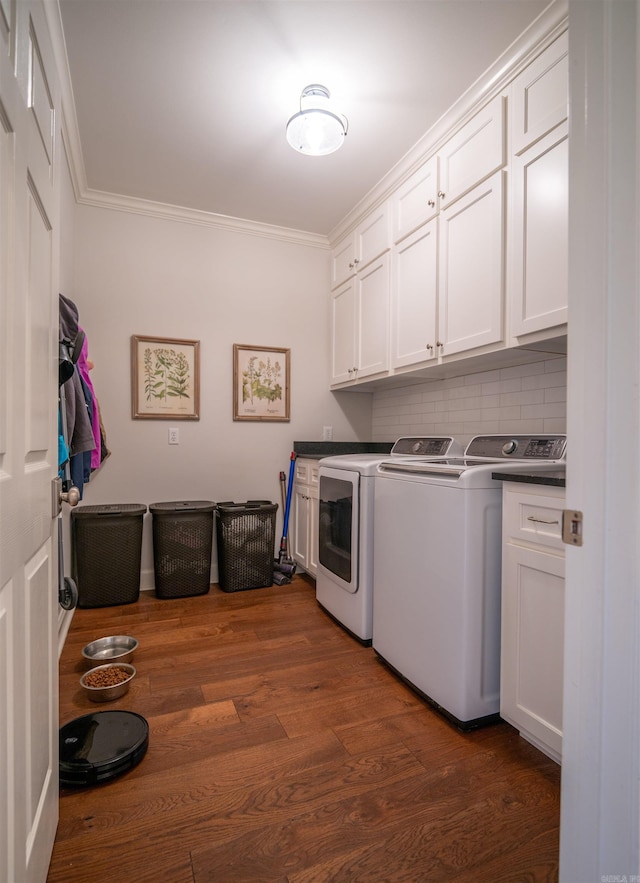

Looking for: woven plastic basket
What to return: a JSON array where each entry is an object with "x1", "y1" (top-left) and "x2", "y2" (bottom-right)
[
  {"x1": 150, "y1": 501, "x2": 215, "y2": 599},
  {"x1": 71, "y1": 504, "x2": 146, "y2": 608},
  {"x1": 215, "y1": 501, "x2": 277, "y2": 592}
]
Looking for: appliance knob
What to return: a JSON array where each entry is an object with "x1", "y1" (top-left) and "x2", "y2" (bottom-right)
[{"x1": 502, "y1": 439, "x2": 518, "y2": 455}]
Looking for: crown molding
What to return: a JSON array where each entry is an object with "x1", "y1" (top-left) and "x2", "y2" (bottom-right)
[{"x1": 75, "y1": 187, "x2": 330, "y2": 247}]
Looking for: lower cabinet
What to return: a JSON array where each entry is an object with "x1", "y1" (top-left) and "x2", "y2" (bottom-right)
[
  {"x1": 500, "y1": 482, "x2": 565, "y2": 763},
  {"x1": 291, "y1": 458, "x2": 319, "y2": 577}
]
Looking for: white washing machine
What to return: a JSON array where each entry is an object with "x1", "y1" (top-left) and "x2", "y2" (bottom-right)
[
  {"x1": 316, "y1": 437, "x2": 462, "y2": 645},
  {"x1": 372, "y1": 434, "x2": 566, "y2": 729}
]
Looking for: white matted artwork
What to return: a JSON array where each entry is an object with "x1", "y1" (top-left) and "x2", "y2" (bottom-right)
[
  {"x1": 233, "y1": 344, "x2": 290, "y2": 422},
  {"x1": 131, "y1": 335, "x2": 200, "y2": 419}
]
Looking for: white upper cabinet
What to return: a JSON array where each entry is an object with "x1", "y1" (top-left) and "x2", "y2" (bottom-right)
[
  {"x1": 331, "y1": 201, "x2": 391, "y2": 289},
  {"x1": 438, "y1": 171, "x2": 505, "y2": 356},
  {"x1": 391, "y1": 219, "x2": 438, "y2": 369},
  {"x1": 509, "y1": 32, "x2": 568, "y2": 338},
  {"x1": 438, "y1": 94, "x2": 506, "y2": 210},
  {"x1": 392, "y1": 96, "x2": 505, "y2": 245},
  {"x1": 330, "y1": 232, "x2": 357, "y2": 291},
  {"x1": 511, "y1": 31, "x2": 568, "y2": 156},
  {"x1": 356, "y1": 253, "x2": 390, "y2": 380},
  {"x1": 356, "y1": 202, "x2": 391, "y2": 269},
  {"x1": 330, "y1": 276, "x2": 357, "y2": 384},
  {"x1": 392, "y1": 155, "x2": 438, "y2": 243},
  {"x1": 331, "y1": 254, "x2": 390, "y2": 385},
  {"x1": 329, "y1": 15, "x2": 568, "y2": 387}
]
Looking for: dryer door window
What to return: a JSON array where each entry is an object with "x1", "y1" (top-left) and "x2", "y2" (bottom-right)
[{"x1": 318, "y1": 469, "x2": 359, "y2": 592}]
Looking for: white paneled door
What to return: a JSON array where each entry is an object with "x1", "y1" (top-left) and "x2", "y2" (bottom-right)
[{"x1": 0, "y1": 3, "x2": 61, "y2": 881}]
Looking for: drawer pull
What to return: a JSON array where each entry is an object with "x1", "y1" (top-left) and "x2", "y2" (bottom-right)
[{"x1": 527, "y1": 515, "x2": 560, "y2": 525}]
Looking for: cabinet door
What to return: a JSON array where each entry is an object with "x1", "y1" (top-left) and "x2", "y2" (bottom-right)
[
  {"x1": 308, "y1": 484, "x2": 319, "y2": 575},
  {"x1": 511, "y1": 31, "x2": 568, "y2": 155},
  {"x1": 501, "y1": 542, "x2": 565, "y2": 762},
  {"x1": 331, "y1": 233, "x2": 357, "y2": 290},
  {"x1": 291, "y1": 485, "x2": 309, "y2": 568},
  {"x1": 331, "y1": 278, "x2": 357, "y2": 384},
  {"x1": 356, "y1": 201, "x2": 391, "y2": 269},
  {"x1": 392, "y1": 155, "x2": 438, "y2": 242},
  {"x1": 510, "y1": 125, "x2": 568, "y2": 337},
  {"x1": 438, "y1": 171, "x2": 504, "y2": 356},
  {"x1": 391, "y1": 219, "x2": 438, "y2": 368},
  {"x1": 357, "y1": 253, "x2": 390, "y2": 379},
  {"x1": 439, "y1": 94, "x2": 505, "y2": 208}
]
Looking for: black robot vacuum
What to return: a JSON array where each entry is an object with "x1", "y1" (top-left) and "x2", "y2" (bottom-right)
[{"x1": 59, "y1": 710, "x2": 149, "y2": 787}]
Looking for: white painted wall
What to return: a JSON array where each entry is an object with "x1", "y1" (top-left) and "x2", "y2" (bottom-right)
[{"x1": 68, "y1": 203, "x2": 373, "y2": 587}]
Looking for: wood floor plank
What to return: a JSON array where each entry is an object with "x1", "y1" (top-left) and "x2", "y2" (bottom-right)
[{"x1": 49, "y1": 576, "x2": 560, "y2": 883}]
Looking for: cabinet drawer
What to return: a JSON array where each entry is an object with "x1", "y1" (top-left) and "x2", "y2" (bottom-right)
[
  {"x1": 503, "y1": 485, "x2": 565, "y2": 552},
  {"x1": 295, "y1": 459, "x2": 319, "y2": 486}
]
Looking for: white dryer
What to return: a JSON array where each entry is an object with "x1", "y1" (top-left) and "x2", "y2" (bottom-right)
[
  {"x1": 316, "y1": 437, "x2": 462, "y2": 645},
  {"x1": 372, "y1": 434, "x2": 566, "y2": 729}
]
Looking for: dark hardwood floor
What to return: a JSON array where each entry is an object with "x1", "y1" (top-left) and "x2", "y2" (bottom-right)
[{"x1": 49, "y1": 575, "x2": 560, "y2": 882}]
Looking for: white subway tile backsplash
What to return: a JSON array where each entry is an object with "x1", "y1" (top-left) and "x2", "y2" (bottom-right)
[
  {"x1": 500, "y1": 389, "x2": 545, "y2": 407},
  {"x1": 372, "y1": 358, "x2": 567, "y2": 445}
]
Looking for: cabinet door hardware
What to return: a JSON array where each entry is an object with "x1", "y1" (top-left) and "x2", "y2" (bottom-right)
[
  {"x1": 428, "y1": 199, "x2": 435, "y2": 207},
  {"x1": 438, "y1": 190, "x2": 446, "y2": 199}
]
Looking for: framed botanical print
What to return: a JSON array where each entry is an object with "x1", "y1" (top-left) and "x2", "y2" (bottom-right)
[
  {"x1": 233, "y1": 344, "x2": 290, "y2": 422},
  {"x1": 131, "y1": 335, "x2": 200, "y2": 419}
]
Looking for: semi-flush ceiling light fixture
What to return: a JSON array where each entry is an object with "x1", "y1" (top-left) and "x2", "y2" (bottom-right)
[{"x1": 286, "y1": 84, "x2": 348, "y2": 156}]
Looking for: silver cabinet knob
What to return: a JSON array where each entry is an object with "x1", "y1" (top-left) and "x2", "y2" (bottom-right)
[
  {"x1": 438, "y1": 191, "x2": 445, "y2": 199},
  {"x1": 427, "y1": 199, "x2": 435, "y2": 207}
]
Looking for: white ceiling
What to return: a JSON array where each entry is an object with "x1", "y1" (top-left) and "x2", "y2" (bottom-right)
[{"x1": 59, "y1": 0, "x2": 550, "y2": 238}]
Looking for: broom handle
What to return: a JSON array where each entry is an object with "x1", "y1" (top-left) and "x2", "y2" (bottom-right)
[
  {"x1": 279, "y1": 471, "x2": 289, "y2": 555},
  {"x1": 281, "y1": 452, "x2": 296, "y2": 554}
]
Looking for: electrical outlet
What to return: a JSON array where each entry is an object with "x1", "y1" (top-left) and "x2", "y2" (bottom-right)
[
  {"x1": 322, "y1": 425, "x2": 333, "y2": 441},
  {"x1": 168, "y1": 427, "x2": 179, "y2": 445}
]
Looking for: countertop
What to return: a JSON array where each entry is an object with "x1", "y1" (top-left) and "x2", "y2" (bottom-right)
[
  {"x1": 293, "y1": 441, "x2": 394, "y2": 459},
  {"x1": 492, "y1": 469, "x2": 566, "y2": 488}
]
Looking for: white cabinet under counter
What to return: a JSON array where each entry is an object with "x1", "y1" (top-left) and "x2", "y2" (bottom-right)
[
  {"x1": 291, "y1": 458, "x2": 319, "y2": 577},
  {"x1": 499, "y1": 479, "x2": 566, "y2": 763}
]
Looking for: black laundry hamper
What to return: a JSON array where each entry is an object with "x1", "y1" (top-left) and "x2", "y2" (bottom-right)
[
  {"x1": 71, "y1": 504, "x2": 146, "y2": 607},
  {"x1": 150, "y1": 500, "x2": 216, "y2": 598},
  {"x1": 215, "y1": 501, "x2": 277, "y2": 592}
]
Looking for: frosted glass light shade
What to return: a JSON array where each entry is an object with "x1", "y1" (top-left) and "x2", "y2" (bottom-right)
[{"x1": 286, "y1": 85, "x2": 347, "y2": 156}]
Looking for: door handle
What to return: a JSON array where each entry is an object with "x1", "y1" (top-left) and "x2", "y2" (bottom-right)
[{"x1": 52, "y1": 477, "x2": 80, "y2": 517}]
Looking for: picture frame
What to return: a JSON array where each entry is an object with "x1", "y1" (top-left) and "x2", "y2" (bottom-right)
[
  {"x1": 131, "y1": 335, "x2": 200, "y2": 420},
  {"x1": 233, "y1": 344, "x2": 290, "y2": 422}
]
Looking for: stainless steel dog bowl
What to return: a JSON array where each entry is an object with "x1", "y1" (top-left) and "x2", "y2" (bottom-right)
[
  {"x1": 82, "y1": 635, "x2": 138, "y2": 667},
  {"x1": 80, "y1": 663, "x2": 136, "y2": 702}
]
